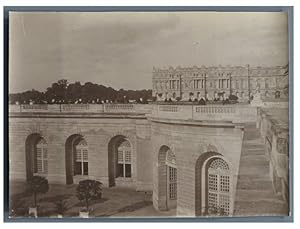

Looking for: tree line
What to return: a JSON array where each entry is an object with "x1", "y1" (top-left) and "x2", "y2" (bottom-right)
[{"x1": 9, "y1": 80, "x2": 153, "y2": 104}]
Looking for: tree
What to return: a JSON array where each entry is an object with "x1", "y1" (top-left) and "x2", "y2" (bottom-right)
[
  {"x1": 76, "y1": 180, "x2": 103, "y2": 212},
  {"x1": 26, "y1": 176, "x2": 49, "y2": 207}
]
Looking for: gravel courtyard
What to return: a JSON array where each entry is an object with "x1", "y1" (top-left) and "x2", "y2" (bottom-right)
[{"x1": 9, "y1": 181, "x2": 175, "y2": 218}]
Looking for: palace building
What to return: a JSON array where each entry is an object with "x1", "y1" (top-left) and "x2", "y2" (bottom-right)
[{"x1": 152, "y1": 65, "x2": 289, "y2": 101}]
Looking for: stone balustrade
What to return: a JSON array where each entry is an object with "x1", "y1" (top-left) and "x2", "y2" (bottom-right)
[
  {"x1": 153, "y1": 104, "x2": 257, "y2": 123},
  {"x1": 103, "y1": 104, "x2": 135, "y2": 113},
  {"x1": 9, "y1": 103, "x2": 259, "y2": 123}
]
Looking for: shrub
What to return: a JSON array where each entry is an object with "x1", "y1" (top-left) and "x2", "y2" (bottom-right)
[
  {"x1": 229, "y1": 94, "x2": 238, "y2": 101},
  {"x1": 76, "y1": 180, "x2": 103, "y2": 212},
  {"x1": 26, "y1": 176, "x2": 49, "y2": 207},
  {"x1": 54, "y1": 199, "x2": 68, "y2": 215}
]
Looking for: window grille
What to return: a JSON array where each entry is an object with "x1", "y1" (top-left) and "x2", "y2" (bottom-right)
[{"x1": 207, "y1": 158, "x2": 231, "y2": 215}]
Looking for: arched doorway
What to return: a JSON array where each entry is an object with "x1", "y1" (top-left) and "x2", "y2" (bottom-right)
[
  {"x1": 195, "y1": 153, "x2": 232, "y2": 216},
  {"x1": 108, "y1": 135, "x2": 132, "y2": 187},
  {"x1": 65, "y1": 134, "x2": 88, "y2": 184},
  {"x1": 157, "y1": 146, "x2": 177, "y2": 211},
  {"x1": 25, "y1": 133, "x2": 48, "y2": 180}
]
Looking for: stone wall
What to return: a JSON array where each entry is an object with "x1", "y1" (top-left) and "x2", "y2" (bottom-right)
[
  {"x1": 257, "y1": 108, "x2": 289, "y2": 201},
  {"x1": 150, "y1": 119, "x2": 244, "y2": 216},
  {"x1": 9, "y1": 114, "x2": 152, "y2": 191}
]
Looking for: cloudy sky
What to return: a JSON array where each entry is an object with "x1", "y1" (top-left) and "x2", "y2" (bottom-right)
[{"x1": 9, "y1": 12, "x2": 288, "y2": 93}]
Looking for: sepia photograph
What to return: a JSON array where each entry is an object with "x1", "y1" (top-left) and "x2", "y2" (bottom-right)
[{"x1": 5, "y1": 8, "x2": 292, "y2": 221}]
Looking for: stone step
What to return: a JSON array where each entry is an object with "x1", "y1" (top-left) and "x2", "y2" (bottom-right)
[
  {"x1": 234, "y1": 200, "x2": 289, "y2": 216},
  {"x1": 236, "y1": 178, "x2": 273, "y2": 190},
  {"x1": 234, "y1": 124, "x2": 287, "y2": 216},
  {"x1": 243, "y1": 140, "x2": 264, "y2": 144},
  {"x1": 238, "y1": 162, "x2": 269, "y2": 175},
  {"x1": 234, "y1": 189, "x2": 284, "y2": 203}
]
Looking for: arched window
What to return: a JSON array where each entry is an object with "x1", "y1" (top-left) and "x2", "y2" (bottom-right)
[
  {"x1": 34, "y1": 138, "x2": 48, "y2": 174},
  {"x1": 207, "y1": 158, "x2": 231, "y2": 215},
  {"x1": 75, "y1": 139, "x2": 88, "y2": 175},
  {"x1": 117, "y1": 140, "x2": 131, "y2": 178}
]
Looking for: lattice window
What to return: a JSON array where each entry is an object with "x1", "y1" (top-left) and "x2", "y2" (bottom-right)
[
  {"x1": 117, "y1": 140, "x2": 131, "y2": 178},
  {"x1": 208, "y1": 174, "x2": 218, "y2": 191},
  {"x1": 220, "y1": 175, "x2": 230, "y2": 192},
  {"x1": 75, "y1": 139, "x2": 88, "y2": 175},
  {"x1": 35, "y1": 138, "x2": 48, "y2": 174},
  {"x1": 207, "y1": 158, "x2": 231, "y2": 215},
  {"x1": 209, "y1": 159, "x2": 229, "y2": 170},
  {"x1": 169, "y1": 167, "x2": 177, "y2": 200}
]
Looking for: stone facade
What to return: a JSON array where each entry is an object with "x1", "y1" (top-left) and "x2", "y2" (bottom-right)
[
  {"x1": 152, "y1": 65, "x2": 289, "y2": 101},
  {"x1": 8, "y1": 103, "x2": 289, "y2": 216}
]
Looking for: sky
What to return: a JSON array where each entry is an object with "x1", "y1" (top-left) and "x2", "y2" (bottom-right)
[{"x1": 9, "y1": 12, "x2": 288, "y2": 93}]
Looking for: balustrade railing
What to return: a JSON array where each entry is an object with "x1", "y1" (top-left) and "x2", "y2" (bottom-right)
[
  {"x1": 61, "y1": 104, "x2": 90, "y2": 111},
  {"x1": 9, "y1": 103, "x2": 258, "y2": 122},
  {"x1": 159, "y1": 105, "x2": 178, "y2": 112},
  {"x1": 21, "y1": 104, "x2": 48, "y2": 110},
  {"x1": 194, "y1": 106, "x2": 236, "y2": 114}
]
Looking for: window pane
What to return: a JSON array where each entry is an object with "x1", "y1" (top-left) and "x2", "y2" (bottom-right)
[
  {"x1": 43, "y1": 148, "x2": 48, "y2": 158},
  {"x1": 169, "y1": 182, "x2": 177, "y2": 200},
  {"x1": 208, "y1": 174, "x2": 218, "y2": 191},
  {"x1": 76, "y1": 149, "x2": 82, "y2": 161},
  {"x1": 83, "y1": 149, "x2": 88, "y2": 161},
  {"x1": 37, "y1": 159, "x2": 42, "y2": 173},
  {"x1": 117, "y1": 164, "x2": 124, "y2": 177},
  {"x1": 169, "y1": 167, "x2": 177, "y2": 182},
  {"x1": 83, "y1": 162, "x2": 88, "y2": 175},
  {"x1": 125, "y1": 151, "x2": 131, "y2": 163},
  {"x1": 219, "y1": 194, "x2": 230, "y2": 215},
  {"x1": 74, "y1": 162, "x2": 82, "y2": 175},
  {"x1": 43, "y1": 160, "x2": 48, "y2": 174},
  {"x1": 125, "y1": 164, "x2": 131, "y2": 177},
  {"x1": 220, "y1": 175, "x2": 230, "y2": 193},
  {"x1": 208, "y1": 192, "x2": 218, "y2": 208},
  {"x1": 36, "y1": 148, "x2": 42, "y2": 159},
  {"x1": 118, "y1": 150, "x2": 123, "y2": 163}
]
